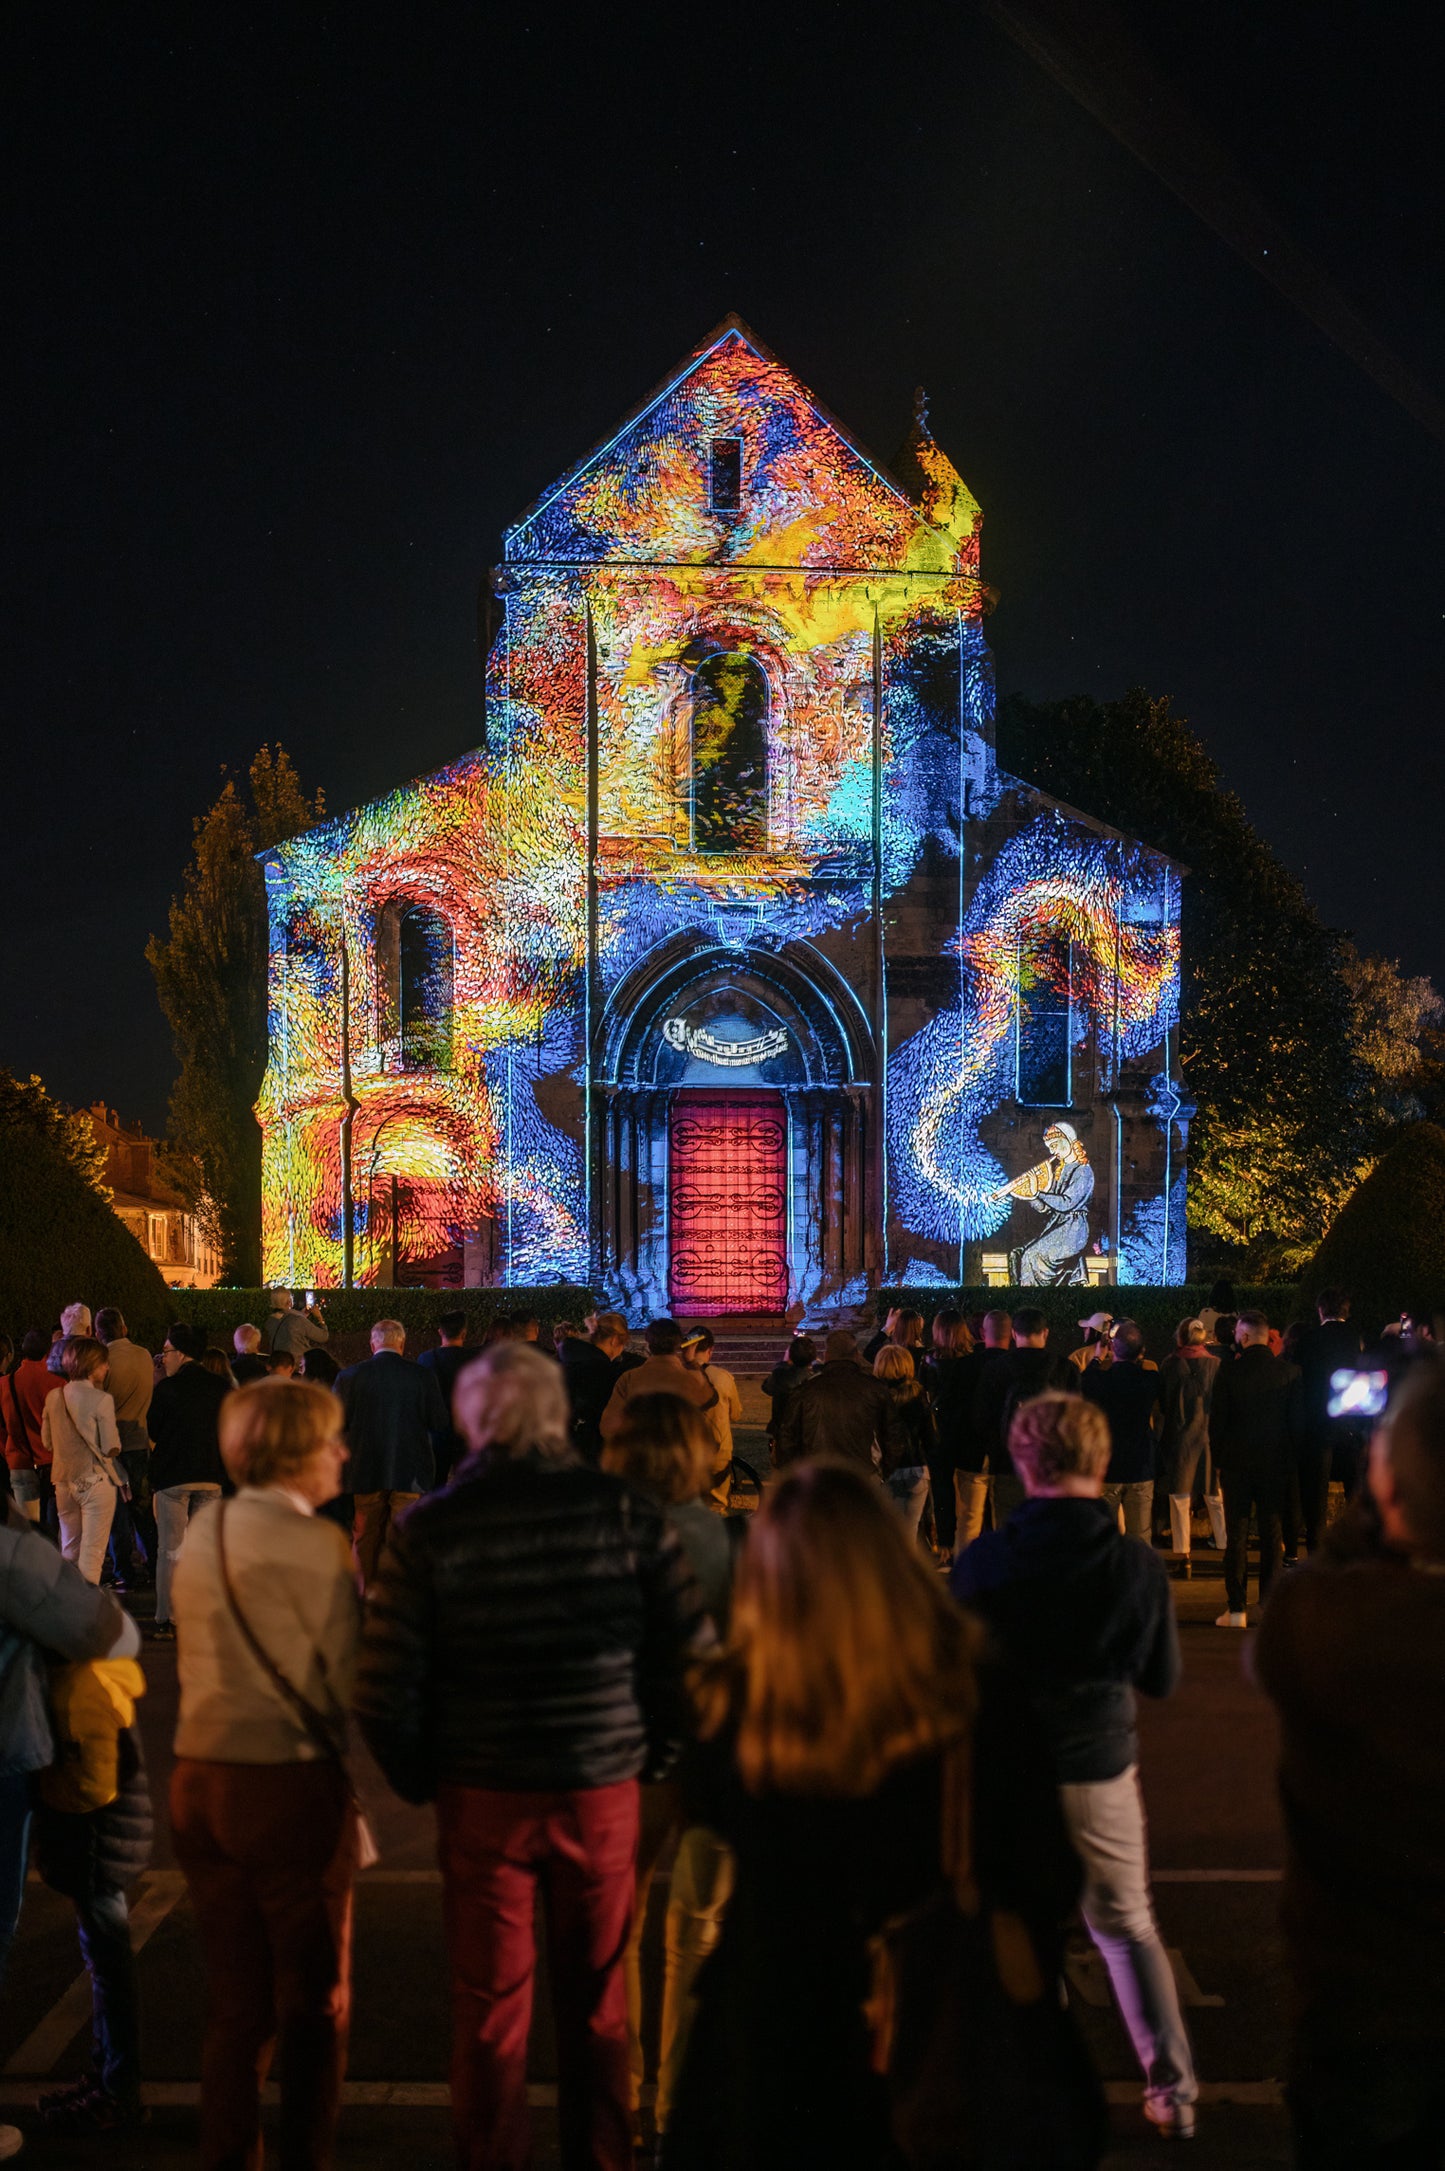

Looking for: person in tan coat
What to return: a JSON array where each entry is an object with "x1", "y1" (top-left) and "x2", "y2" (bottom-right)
[
  {"x1": 598, "y1": 1319, "x2": 718, "y2": 1442},
  {"x1": 170, "y1": 1379, "x2": 361, "y2": 2171}
]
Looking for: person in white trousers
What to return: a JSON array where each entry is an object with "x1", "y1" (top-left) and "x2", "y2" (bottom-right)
[
  {"x1": 40, "y1": 1337, "x2": 124, "y2": 1583},
  {"x1": 951, "y1": 1388, "x2": 1199, "y2": 2141}
]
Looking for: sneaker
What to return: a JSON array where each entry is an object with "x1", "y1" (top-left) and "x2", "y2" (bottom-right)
[
  {"x1": 0, "y1": 2125, "x2": 23, "y2": 2162},
  {"x1": 145, "y1": 1620, "x2": 175, "y2": 1642},
  {"x1": 1215, "y1": 1610, "x2": 1247, "y2": 1629},
  {"x1": 1170, "y1": 1557, "x2": 1193, "y2": 1581},
  {"x1": 37, "y1": 2073, "x2": 100, "y2": 2114},
  {"x1": 1144, "y1": 2097, "x2": 1197, "y2": 2140},
  {"x1": 36, "y1": 2087, "x2": 144, "y2": 2137}
]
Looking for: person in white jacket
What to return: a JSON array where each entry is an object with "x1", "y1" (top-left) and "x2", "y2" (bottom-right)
[{"x1": 41, "y1": 1337, "x2": 124, "y2": 1583}]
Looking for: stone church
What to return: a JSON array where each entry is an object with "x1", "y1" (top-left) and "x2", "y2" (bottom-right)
[{"x1": 259, "y1": 318, "x2": 1188, "y2": 1311}]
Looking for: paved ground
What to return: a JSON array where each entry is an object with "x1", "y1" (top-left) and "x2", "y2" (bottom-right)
[{"x1": 1, "y1": 1439, "x2": 1296, "y2": 2167}]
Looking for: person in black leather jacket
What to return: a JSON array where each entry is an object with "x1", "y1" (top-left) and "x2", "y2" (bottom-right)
[
  {"x1": 355, "y1": 1340, "x2": 710, "y2": 2171},
  {"x1": 775, "y1": 1330, "x2": 904, "y2": 1477}
]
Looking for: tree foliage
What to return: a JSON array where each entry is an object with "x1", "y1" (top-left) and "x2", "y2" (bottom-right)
[
  {"x1": 1306, "y1": 1122, "x2": 1445, "y2": 1326},
  {"x1": 0, "y1": 1102, "x2": 168, "y2": 1343},
  {"x1": 0, "y1": 1070, "x2": 110, "y2": 1200},
  {"x1": 147, "y1": 747, "x2": 322, "y2": 1283},
  {"x1": 996, "y1": 689, "x2": 1387, "y2": 1274}
]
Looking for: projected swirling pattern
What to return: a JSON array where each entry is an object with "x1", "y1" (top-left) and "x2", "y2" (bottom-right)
[{"x1": 259, "y1": 324, "x2": 1184, "y2": 1291}]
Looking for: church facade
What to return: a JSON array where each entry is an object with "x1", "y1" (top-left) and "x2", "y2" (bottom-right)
[{"x1": 259, "y1": 320, "x2": 1188, "y2": 1311}]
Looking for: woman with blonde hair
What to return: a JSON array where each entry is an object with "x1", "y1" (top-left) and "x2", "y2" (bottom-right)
[
  {"x1": 873, "y1": 1344, "x2": 937, "y2": 1538},
  {"x1": 42, "y1": 1337, "x2": 124, "y2": 1583},
  {"x1": 169, "y1": 1378, "x2": 361, "y2": 2171},
  {"x1": 667, "y1": 1460, "x2": 1091, "y2": 2170},
  {"x1": 602, "y1": 1394, "x2": 735, "y2": 2149}
]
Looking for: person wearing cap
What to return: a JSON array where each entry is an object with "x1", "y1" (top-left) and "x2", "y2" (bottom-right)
[
  {"x1": 1069, "y1": 1312, "x2": 1115, "y2": 1376},
  {"x1": 681, "y1": 1328, "x2": 744, "y2": 1509},
  {"x1": 145, "y1": 1322, "x2": 231, "y2": 1641}
]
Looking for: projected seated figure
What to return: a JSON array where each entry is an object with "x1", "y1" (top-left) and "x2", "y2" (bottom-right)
[{"x1": 987, "y1": 1122, "x2": 1095, "y2": 1285}]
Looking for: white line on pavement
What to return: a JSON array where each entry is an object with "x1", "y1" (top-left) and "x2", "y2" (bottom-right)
[{"x1": 4, "y1": 1874, "x2": 188, "y2": 2077}]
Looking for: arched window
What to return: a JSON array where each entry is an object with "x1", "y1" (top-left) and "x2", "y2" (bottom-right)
[
  {"x1": 377, "y1": 901, "x2": 454, "y2": 1071},
  {"x1": 1016, "y1": 932, "x2": 1072, "y2": 1107},
  {"x1": 691, "y1": 651, "x2": 768, "y2": 854}
]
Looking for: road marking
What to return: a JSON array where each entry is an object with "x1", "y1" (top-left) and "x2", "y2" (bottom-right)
[
  {"x1": 0, "y1": 2079, "x2": 1287, "y2": 2111},
  {"x1": 4, "y1": 1873, "x2": 188, "y2": 2076}
]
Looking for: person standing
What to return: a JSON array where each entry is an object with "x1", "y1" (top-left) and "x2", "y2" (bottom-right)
[
  {"x1": 94, "y1": 1309, "x2": 156, "y2": 1589},
  {"x1": 972, "y1": 1307, "x2": 1072, "y2": 1527},
  {"x1": 1158, "y1": 1320, "x2": 1223, "y2": 1577},
  {"x1": 262, "y1": 1290, "x2": 330, "y2": 1362},
  {"x1": 417, "y1": 1310, "x2": 473, "y2": 1486},
  {"x1": 356, "y1": 1342, "x2": 708, "y2": 2171},
  {"x1": 598, "y1": 1319, "x2": 718, "y2": 1443},
  {"x1": 1208, "y1": 1312, "x2": 1303, "y2": 1628},
  {"x1": 0, "y1": 1499, "x2": 139, "y2": 2164},
  {"x1": 230, "y1": 1325, "x2": 270, "y2": 1387},
  {"x1": 10, "y1": 1328, "x2": 61, "y2": 1529},
  {"x1": 1254, "y1": 1357, "x2": 1445, "y2": 2169},
  {"x1": 945, "y1": 1307, "x2": 1012, "y2": 1552},
  {"x1": 1068, "y1": 1312, "x2": 1115, "y2": 1377},
  {"x1": 1081, "y1": 1322, "x2": 1163, "y2": 1539},
  {"x1": 952, "y1": 1390, "x2": 1198, "y2": 2141},
  {"x1": 558, "y1": 1313, "x2": 630, "y2": 1465},
  {"x1": 668, "y1": 1459, "x2": 1098, "y2": 2171},
  {"x1": 170, "y1": 1378, "x2": 360, "y2": 2171},
  {"x1": 42, "y1": 1338, "x2": 126, "y2": 1583},
  {"x1": 147, "y1": 1322, "x2": 230, "y2": 1642},
  {"x1": 1291, "y1": 1289, "x2": 1365, "y2": 1554},
  {"x1": 873, "y1": 1345, "x2": 937, "y2": 1536},
  {"x1": 337, "y1": 1319, "x2": 448, "y2": 1588},
  {"x1": 775, "y1": 1330, "x2": 904, "y2": 1479},
  {"x1": 760, "y1": 1337, "x2": 815, "y2": 1463},
  {"x1": 682, "y1": 1328, "x2": 744, "y2": 1509},
  {"x1": 920, "y1": 1309, "x2": 972, "y2": 1556}
]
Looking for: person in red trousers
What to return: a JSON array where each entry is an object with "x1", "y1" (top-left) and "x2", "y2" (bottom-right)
[
  {"x1": 356, "y1": 1340, "x2": 709, "y2": 2171},
  {"x1": 169, "y1": 1380, "x2": 360, "y2": 2171}
]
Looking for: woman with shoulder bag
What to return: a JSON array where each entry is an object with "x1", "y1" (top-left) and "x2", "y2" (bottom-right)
[
  {"x1": 42, "y1": 1338, "x2": 125, "y2": 1583},
  {"x1": 666, "y1": 1459, "x2": 1102, "y2": 2171},
  {"x1": 169, "y1": 1378, "x2": 364, "y2": 2171}
]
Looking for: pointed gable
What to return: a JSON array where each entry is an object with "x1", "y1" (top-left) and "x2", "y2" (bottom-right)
[{"x1": 505, "y1": 317, "x2": 979, "y2": 574}]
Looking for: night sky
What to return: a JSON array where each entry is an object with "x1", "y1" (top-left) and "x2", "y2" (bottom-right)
[{"x1": 7, "y1": 3, "x2": 1443, "y2": 1132}]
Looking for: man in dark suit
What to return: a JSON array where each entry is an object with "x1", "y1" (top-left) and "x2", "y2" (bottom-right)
[
  {"x1": 1208, "y1": 1311, "x2": 1304, "y2": 1629},
  {"x1": 338, "y1": 1319, "x2": 449, "y2": 1587},
  {"x1": 1291, "y1": 1289, "x2": 1365, "y2": 1555},
  {"x1": 417, "y1": 1310, "x2": 472, "y2": 1486}
]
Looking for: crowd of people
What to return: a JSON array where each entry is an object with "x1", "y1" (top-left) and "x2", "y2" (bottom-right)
[{"x1": 0, "y1": 1282, "x2": 1442, "y2": 2169}]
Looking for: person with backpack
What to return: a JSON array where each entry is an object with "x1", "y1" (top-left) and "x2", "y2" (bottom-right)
[{"x1": 42, "y1": 1337, "x2": 126, "y2": 1584}]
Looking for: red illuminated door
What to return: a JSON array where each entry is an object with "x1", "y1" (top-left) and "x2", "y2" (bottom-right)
[{"x1": 668, "y1": 1093, "x2": 789, "y2": 1315}]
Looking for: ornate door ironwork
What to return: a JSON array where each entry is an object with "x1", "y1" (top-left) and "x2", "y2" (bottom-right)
[{"x1": 668, "y1": 1092, "x2": 789, "y2": 1315}]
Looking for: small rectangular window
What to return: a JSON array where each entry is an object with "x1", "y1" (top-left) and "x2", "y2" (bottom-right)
[
  {"x1": 709, "y1": 436, "x2": 743, "y2": 512},
  {"x1": 1017, "y1": 934, "x2": 1072, "y2": 1107}
]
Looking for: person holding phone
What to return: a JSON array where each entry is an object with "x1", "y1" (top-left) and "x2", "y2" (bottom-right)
[{"x1": 262, "y1": 1290, "x2": 330, "y2": 1364}]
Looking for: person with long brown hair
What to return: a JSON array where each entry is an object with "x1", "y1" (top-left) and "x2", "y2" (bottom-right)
[{"x1": 666, "y1": 1459, "x2": 1090, "y2": 2170}]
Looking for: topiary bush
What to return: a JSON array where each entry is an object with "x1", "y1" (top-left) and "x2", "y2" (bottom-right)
[
  {"x1": 0, "y1": 1120, "x2": 171, "y2": 1345},
  {"x1": 1305, "y1": 1122, "x2": 1445, "y2": 1334}
]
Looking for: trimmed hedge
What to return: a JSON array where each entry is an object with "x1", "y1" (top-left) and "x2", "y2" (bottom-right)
[
  {"x1": 0, "y1": 1120, "x2": 171, "y2": 1345},
  {"x1": 167, "y1": 1285, "x2": 597, "y2": 1342},
  {"x1": 876, "y1": 1285, "x2": 1309, "y2": 1361},
  {"x1": 1306, "y1": 1123, "x2": 1445, "y2": 1331}
]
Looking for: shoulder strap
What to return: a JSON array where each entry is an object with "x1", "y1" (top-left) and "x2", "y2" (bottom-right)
[{"x1": 215, "y1": 1501, "x2": 342, "y2": 1764}]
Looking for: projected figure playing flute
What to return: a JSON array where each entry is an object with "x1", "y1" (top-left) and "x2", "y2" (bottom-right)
[{"x1": 984, "y1": 1122, "x2": 1095, "y2": 1286}]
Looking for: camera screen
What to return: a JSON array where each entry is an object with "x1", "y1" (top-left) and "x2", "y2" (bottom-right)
[{"x1": 1327, "y1": 1368, "x2": 1389, "y2": 1421}]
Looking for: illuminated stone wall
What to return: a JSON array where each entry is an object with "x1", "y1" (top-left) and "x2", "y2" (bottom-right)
[{"x1": 258, "y1": 320, "x2": 1186, "y2": 1300}]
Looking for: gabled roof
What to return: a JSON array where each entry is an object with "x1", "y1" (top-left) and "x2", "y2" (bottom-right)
[{"x1": 505, "y1": 313, "x2": 921, "y2": 550}]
